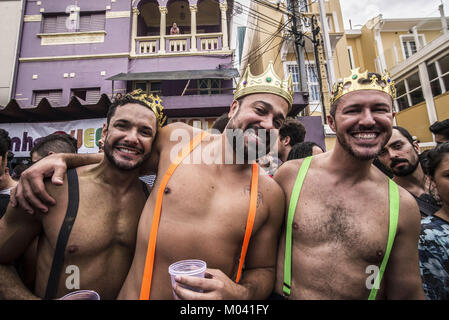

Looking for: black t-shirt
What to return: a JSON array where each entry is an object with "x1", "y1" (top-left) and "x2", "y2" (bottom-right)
[
  {"x1": 0, "y1": 194, "x2": 10, "y2": 219},
  {"x1": 412, "y1": 193, "x2": 440, "y2": 217}
]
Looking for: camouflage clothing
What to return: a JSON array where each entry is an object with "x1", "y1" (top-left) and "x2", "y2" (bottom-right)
[{"x1": 418, "y1": 215, "x2": 449, "y2": 300}]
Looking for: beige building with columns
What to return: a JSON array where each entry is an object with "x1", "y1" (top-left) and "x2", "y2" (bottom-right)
[{"x1": 347, "y1": 12, "x2": 449, "y2": 147}]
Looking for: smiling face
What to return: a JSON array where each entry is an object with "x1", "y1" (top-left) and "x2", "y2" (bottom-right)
[
  {"x1": 103, "y1": 103, "x2": 157, "y2": 171},
  {"x1": 225, "y1": 93, "x2": 289, "y2": 161},
  {"x1": 328, "y1": 90, "x2": 394, "y2": 161}
]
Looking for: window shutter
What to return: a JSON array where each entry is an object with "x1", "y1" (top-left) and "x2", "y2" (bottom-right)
[
  {"x1": 43, "y1": 16, "x2": 57, "y2": 33},
  {"x1": 34, "y1": 91, "x2": 48, "y2": 105},
  {"x1": 86, "y1": 88, "x2": 101, "y2": 104},
  {"x1": 79, "y1": 14, "x2": 91, "y2": 32},
  {"x1": 48, "y1": 90, "x2": 63, "y2": 105},
  {"x1": 89, "y1": 13, "x2": 105, "y2": 31},
  {"x1": 56, "y1": 15, "x2": 68, "y2": 33}
]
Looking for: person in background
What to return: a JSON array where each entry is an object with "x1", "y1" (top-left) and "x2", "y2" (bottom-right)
[
  {"x1": 170, "y1": 22, "x2": 180, "y2": 35},
  {"x1": 286, "y1": 141, "x2": 324, "y2": 161},
  {"x1": 429, "y1": 119, "x2": 449, "y2": 146},
  {"x1": 277, "y1": 118, "x2": 306, "y2": 163},
  {"x1": 377, "y1": 126, "x2": 440, "y2": 217},
  {"x1": 0, "y1": 129, "x2": 16, "y2": 219},
  {"x1": 11, "y1": 164, "x2": 29, "y2": 182},
  {"x1": 418, "y1": 142, "x2": 449, "y2": 300},
  {"x1": 30, "y1": 133, "x2": 78, "y2": 164}
]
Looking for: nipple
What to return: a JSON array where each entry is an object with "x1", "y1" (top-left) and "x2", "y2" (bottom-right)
[{"x1": 67, "y1": 245, "x2": 79, "y2": 254}]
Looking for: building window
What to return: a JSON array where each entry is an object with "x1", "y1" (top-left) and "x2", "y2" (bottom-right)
[
  {"x1": 305, "y1": 63, "x2": 320, "y2": 102},
  {"x1": 299, "y1": 0, "x2": 309, "y2": 12},
  {"x1": 133, "y1": 81, "x2": 162, "y2": 95},
  {"x1": 427, "y1": 53, "x2": 449, "y2": 97},
  {"x1": 71, "y1": 88, "x2": 101, "y2": 104},
  {"x1": 33, "y1": 90, "x2": 63, "y2": 106},
  {"x1": 197, "y1": 79, "x2": 222, "y2": 95},
  {"x1": 286, "y1": 63, "x2": 320, "y2": 102},
  {"x1": 347, "y1": 46, "x2": 355, "y2": 69},
  {"x1": 42, "y1": 12, "x2": 105, "y2": 33},
  {"x1": 400, "y1": 34, "x2": 425, "y2": 59},
  {"x1": 395, "y1": 71, "x2": 425, "y2": 111}
]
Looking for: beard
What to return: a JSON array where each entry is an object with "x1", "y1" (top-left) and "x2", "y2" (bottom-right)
[
  {"x1": 103, "y1": 139, "x2": 150, "y2": 171},
  {"x1": 390, "y1": 156, "x2": 419, "y2": 177},
  {"x1": 225, "y1": 117, "x2": 273, "y2": 162},
  {"x1": 335, "y1": 126, "x2": 389, "y2": 161}
]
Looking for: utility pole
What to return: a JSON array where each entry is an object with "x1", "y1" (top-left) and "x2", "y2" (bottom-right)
[
  {"x1": 311, "y1": 15, "x2": 329, "y2": 124},
  {"x1": 286, "y1": 0, "x2": 308, "y2": 115}
]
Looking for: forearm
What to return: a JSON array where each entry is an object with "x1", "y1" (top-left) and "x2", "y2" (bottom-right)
[
  {"x1": 238, "y1": 266, "x2": 276, "y2": 300},
  {"x1": 0, "y1": 265, "x2": 40, "y2": 300},
  {"x1": 64, "y1": 152, "x2": 103, "y2": 168}
]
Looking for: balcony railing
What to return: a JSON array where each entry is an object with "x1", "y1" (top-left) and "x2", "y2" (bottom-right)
[{"x1": 135, "y1": 33, "x2": 223, "y2": 55}]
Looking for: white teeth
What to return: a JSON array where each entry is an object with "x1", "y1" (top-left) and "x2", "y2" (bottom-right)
[
  {"x1": 353, "y1": 133, "x2": 377, "y2": 140},
  {"x1": 118, "y1": 148, "x2": 138, "y2": 154}
]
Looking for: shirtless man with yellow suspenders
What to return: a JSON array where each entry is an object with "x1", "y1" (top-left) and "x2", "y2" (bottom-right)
[{"x1": 272, "y1": 69, "x2": 425, "y2": 299}]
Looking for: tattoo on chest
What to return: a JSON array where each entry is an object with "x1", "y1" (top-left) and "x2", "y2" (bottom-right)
[{"x1": 243, "y1": 186, "x2": 263, "y2": 208}]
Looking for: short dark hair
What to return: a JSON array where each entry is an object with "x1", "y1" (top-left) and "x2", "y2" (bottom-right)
[
  {"x1": 106, "y1": 93, "x2": 162, "y2": 128},
  {"x1": 31, "y1": 132, "x2": 78, "y2": 158},
  {"x1": 287, "y1": 141, "x2": 323, "y2": 160},
  {"x1": 429, "y1": 119, "x2": 449, "y2": 139},
  {"x1": 425, "y1": 142, "x2": 449, "y2": 178},
  {"x1": 279, "y1": 118, "x2": 306, "y2": 146},
  {"x1": 393, "y1": 126, "x2": 415, "y2": 146},
  {"x1": 0, "y1": 129, "x2": 11, "y2": 158},
  {"x1": 211, "y1": 113, "x2": 229, "y2": 133},
  {"x1": 330, "y1": 72, "x2": 391, "y2": 117}
]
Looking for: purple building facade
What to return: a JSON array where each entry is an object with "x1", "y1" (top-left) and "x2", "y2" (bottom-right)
[
  {"x1": 1, "y1": 0, "x2": 311, "y2": 157},
  {"x1": 11, "y1": 0, "x2": 248, "y2": 122}
]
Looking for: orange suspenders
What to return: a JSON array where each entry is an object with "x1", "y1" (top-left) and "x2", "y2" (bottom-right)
[{"x1": 139, "y1": 131, "x2": 259, "y2": 300}]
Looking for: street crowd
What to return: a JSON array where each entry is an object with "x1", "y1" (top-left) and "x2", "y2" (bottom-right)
[{"x1": 0, "y1": 64, "x2": 448, "y2": 300}]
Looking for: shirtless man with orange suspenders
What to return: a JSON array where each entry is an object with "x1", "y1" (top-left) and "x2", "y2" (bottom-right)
[{"x1": 8, "y1": 62, "x2": 292, "y2": 300}]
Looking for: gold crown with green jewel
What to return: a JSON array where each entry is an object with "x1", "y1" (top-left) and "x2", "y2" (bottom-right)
[
  {"x1": 330, "y1": 68, "x2": 397, "y2": 105},
  {"x1": 234, "y1": 61, "x2": 294, "y2": 112},
  {"x1": 125, "y1": 89, "x2": 166, "y2": 127}
]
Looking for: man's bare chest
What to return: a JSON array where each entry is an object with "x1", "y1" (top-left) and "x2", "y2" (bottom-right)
[
  {"x1": 42, "y1": 186, "x2": 143, "y2": 257},
  {"x1": 289, "y1": 179, "x2": 390, "y2": 263}
]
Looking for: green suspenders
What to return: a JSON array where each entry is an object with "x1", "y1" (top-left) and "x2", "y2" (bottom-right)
[{"x1": 282, "y1": 156, "x2": 400, "y2": 300}]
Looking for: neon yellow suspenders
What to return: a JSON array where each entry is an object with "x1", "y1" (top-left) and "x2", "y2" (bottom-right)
[{"x1": 282, "y1": 156, "x2": 400, "y2": 300}]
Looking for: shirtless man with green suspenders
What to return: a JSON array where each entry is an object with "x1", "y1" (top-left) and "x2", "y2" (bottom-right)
[
  {"x1": 272, "y1": 69, "x2": 425, "y2": 299},
  {"x1": 7, "y1": 63, "x2": 290, "y2": 300}
]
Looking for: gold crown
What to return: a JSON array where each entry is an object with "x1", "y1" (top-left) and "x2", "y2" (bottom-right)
[
  {"x1": 234, "y1": 61, "x2": 294, "y2": 112},
  {"x1": 125, "y1": 89, "x2": 166, "y2": 127},
  {"x1": 330, "y1": 68, "x2": 396, "y2": 105}
]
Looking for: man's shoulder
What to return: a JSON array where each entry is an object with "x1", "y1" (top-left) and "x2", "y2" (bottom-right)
[{"x1": 156, "y1": 122, "x2": 201, "y2": 146}]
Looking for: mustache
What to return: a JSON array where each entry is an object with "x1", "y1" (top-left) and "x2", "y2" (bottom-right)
[
  {"x1": 390, "y1": 158, "x2": 409, "y2": 168},
  {"x1": 113, "y1": 143, "x2": 143, "y2": 153}
]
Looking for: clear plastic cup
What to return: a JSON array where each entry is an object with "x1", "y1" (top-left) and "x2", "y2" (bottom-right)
[
  {"x1": 59, "y1": 290, "x2": 100, "y2": 300},
  {"x1": 168, "y1": 259, "x2": 207, "y2": 300}
]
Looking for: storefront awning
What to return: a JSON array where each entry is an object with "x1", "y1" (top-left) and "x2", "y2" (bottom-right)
[{"x1": 107, "y1": 68, "x2": 239, "y2": 81}]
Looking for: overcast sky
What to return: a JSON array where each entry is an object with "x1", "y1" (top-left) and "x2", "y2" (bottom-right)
[{"x1": 340, "y1": 0, "x2": 449, "y2": 29}]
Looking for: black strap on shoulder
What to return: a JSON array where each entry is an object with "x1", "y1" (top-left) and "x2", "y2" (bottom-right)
[
  {"x1": 141, "y1": 181, "x2": 150, "y2": 199},
  {"x1": 44, "y1": 168, "x2": 79, "y2": 299}
]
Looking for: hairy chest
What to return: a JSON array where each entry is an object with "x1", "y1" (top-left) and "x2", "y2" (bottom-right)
[{"x1": 289, "y1": 178, "x2": 390, "y2": 264}]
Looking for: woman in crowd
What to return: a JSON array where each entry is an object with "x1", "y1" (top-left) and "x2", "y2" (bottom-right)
[{"x1": 419, "y1": 142, "x2": 449, "y2": 299}]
